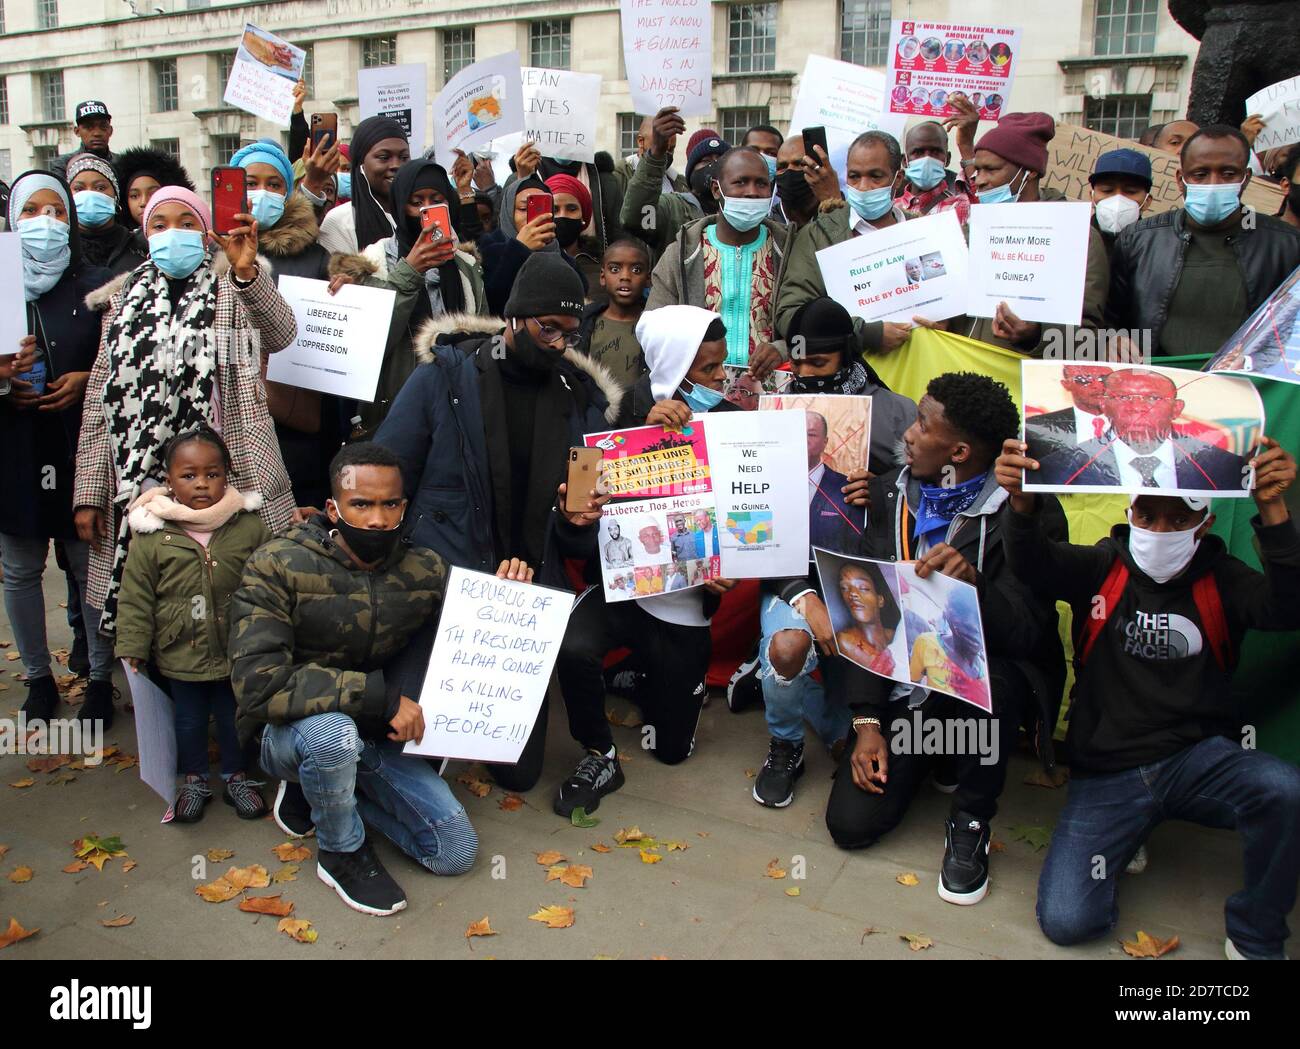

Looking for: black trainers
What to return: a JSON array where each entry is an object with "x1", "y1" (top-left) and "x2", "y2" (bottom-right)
[
  {"x1": 938, "y1": 811, "x2": 991, "y2": 905},
  {"x1": 753, "y1": 737, "x2": 804, "y2": 807},
  {"x1": 726, "y1": 657, "x2": 762, "y2": 713},
  {"x1": 554, "y1": 750, "x2": 624, "y2": 818},
  {"x1": 317, "y1": 843, "x2": 406, "y2": 916},
  {"x1": 273, "y1": 779, "x2": 316, "y2": 838},
  {"x1": 173, "y1": 775, "x2": 212, "y2": 823},
  {"x1": 21, "y1": 675, "x2": 59, "y2": 721},
  {"x1": 79, "y1": 679, "x2": 116, "y2": 732},
  {"x1": 223, "y1": 772, "x2": 268, "y2": 819}
]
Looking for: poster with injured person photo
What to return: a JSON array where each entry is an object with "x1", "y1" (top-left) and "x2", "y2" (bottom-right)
[
  {"x1": 813, "y1": 549, "x2": 992, "y2": 713},
  {"x1": 1020, "y1": 360, "x2": 1264, "y2": 499}
]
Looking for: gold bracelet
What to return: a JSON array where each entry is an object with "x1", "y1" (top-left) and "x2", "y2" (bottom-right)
[{"x1": 852, "y1": 716, "x2": 882, "y2": 731}]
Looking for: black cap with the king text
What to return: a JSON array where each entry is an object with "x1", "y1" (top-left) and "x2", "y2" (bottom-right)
[{"x1": 75, "y1": 100, "x2": 111, "y2": 124}]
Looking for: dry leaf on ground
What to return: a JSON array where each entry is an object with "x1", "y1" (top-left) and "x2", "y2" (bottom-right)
[
  {"x1": 0, "y1": 917, "x2": 39, "y2": 949},
  {"x1": 195, "y1": 879, "x2": 241, "y2": 903},
  {"x1": 222, "y1": 864, "x2": 270, "y2": 891},
  {"x1": 73, "y1": 835, "x2": 127, "y2": 872},
  {"x1": 62, "y1": 861, "x2": 88, "y2": 874},
  {"x1": 764, "y1": 859, "x2": 787, "y2": 880},
  {"x1": 664, "y1": 841, "x2": 688, "y2": 852},
  {"x1": 990, "y1": 840, "x2": 1006, "y2": 854},
  {"x1": 278, "y1": 918, "x2": 317, "y2": 943},
  {"x1": 466, "y1": 916, "x2": 497, "y2": 940},
  {"x1": 0, "y1": 845, "x2": 7, "y2": 860},
  {"x1": 535, "y1": 850, "x2": 566, "y2": 866},
  {"x1": 27, "y1": 755, "x2": 71, "y2": 774},
  {"x1": 9, "y1": 778, "x2": 35, "y2": 789},
  {"x1": 498, "y1": 793, "x2": 525, "y2": 812},
  {"x1": 1120, "y1": 931, "x2": 1179, "y2": 959},
  {"x1": 640, "y1": 850, "x2": 662, "y2": 864},
  {"x1": 896, "y1": 872, "x2": 920, "y2": 886},
  {"x1": 613, "y1": 825, "x2": 645, "y2": 845},
  {"x1": 590, "y1": 843, "x2": 611, "y2": 853},
  {"x1": 239, "y1": 895, "x2": 294, "y2": 917},
  {"x1": 785, "y1": 887, "x2": 801, "y2": 897},
  {"x1": 455, "y1": 772, "x2": 491, "y2": 798},
  {"x1": 9, "y1": 866, "x2": 33, "y2": 883},
  {"x1": 122, "y1": 860, "x2": 138, "y2": 873},
  {"x1": 206, "y1": 848, "x2": 235, "y2": 862},
  {"x1": 272, "y1": 842, "x2": 310, "y2": 863},
  {"x1": 528, "y1": 905, "x2": 574, "y2": 929},
  {"x1": 99, "y1": 914, "x2": 135, "y2": 928},
  {"x1": 901, "y1": 933, "x2": 934, "y2": 951},
  {"x1": 271, "y1": 865, "x2": 299, "y2": 884},
  {"x1": 546, "y1": 864, "x2": 592, "y2": 888}
]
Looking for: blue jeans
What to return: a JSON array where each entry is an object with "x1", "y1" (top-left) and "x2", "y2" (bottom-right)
[
  {"x1": 166, "y1": 677, "x2": 242, "y2": 779},
  {"x1": 0, "y1": 534, "x2": 113, "y2": 683},
  {"x1": 260, "y1": 712, "x2": 477, "y2": 876},
  {"x1": 1037, "y1": 735, "x2": 1300, "y2": 958},
  {"x1": 757, "y1": 594, "x2": 851, "y2": 746}
]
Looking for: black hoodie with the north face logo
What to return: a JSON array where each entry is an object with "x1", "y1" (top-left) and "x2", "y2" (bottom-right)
[{"x1": 1004, "y1": 507, "x2": 1300, "y2": 775}]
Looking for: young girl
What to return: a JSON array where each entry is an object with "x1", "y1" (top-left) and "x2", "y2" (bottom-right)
[{"x1": 115, "y1": 426, "x2": 272, "y2": 822}]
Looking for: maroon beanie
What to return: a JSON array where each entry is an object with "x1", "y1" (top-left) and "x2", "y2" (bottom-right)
[
  {"x1": 686, "y1": 128, "x2": 721, "y2": 156},
  {"x1": 975, "y1": 112, "x2": 1056, "y2": 176}
]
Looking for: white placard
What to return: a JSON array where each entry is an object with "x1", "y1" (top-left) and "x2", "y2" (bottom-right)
[
  {"x1": 621, "y1": 0, "x2": 713, "y2": 117},
  {"x1": 519, "y1": 67, "x2": 601, "y2": 164},
  {"x1": 816, "y1": 209, "x2": 971, "y2": 325},
  {"x1": 1246, "y1": 76, "x2": 1300, "y2": 152},
  {"x1": 222, "y1": 22, "x2": 305, "y2": 127},
  {"x1": 0, "y1": 233, "x2": 24, "y2": 362},
  {"x1": 121, "y1": 663, "x2": 178, "y2": 815},
  {"x1": 405, "y1": 567, "x2": 575, "y2": 764},
  {"x1": 267, "y1": 275, "x2": 397, "y2": 401},
  {"x1": 432, "y1": 51, "x2": 526, "y2": 166},
  {"x1": 885, "y1": 20, "x2": 1021, "y2": 121},
  {"x1": 966, "y1": 201, "x2": 1092, "y2": 326},
  {"x1": 359, "y1": 63, "x2": 428, "y2": 156},
  {"x1": 789, "y1": 55, "x2": 907, "y2": 181}
]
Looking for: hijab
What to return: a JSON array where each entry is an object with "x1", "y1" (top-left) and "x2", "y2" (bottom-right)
[
  {"x1": 349, "y1": 116, "x2": 409, "y2": 252},
  {"x1": 7, "y1": 170, "x2": 80, "y2": 301},
  {"x1": 388, "y1": 157, "x2": 466, "y2": 321}
]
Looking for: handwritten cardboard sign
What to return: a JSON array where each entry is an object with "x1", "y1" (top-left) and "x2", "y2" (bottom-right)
[
  {"x1": 1246, "y1": 76, "x2": 1300, "y2": 152},
  {"x1": 222, "y1": 22, "x2": 304, "y2": 127},
  {"x1": 621, "y1": 0, "x2": 713, "y2": 117}
]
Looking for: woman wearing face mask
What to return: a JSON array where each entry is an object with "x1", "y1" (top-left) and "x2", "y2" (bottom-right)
[
  {"x1": 0, "y1": 171, "x2": 114, "y2": 726},
  {"x1": 546, "y1": 173, "x2": 602, "y2": 303},
  {"x1": 329, "y1": 157, "x2": 487, "y2": 435},
  {"x1": 477, "y1": 173, "x2": 584, "y2": 317},
  {"x1": 317, "y1": 116, "x2": 410, "y2": 256},
  {"x1": 73, "y1": 186, "x2": 298, "y2": 729},
  {"x1": 66, "y1": 154, "x2": 146, "y2": 277}
]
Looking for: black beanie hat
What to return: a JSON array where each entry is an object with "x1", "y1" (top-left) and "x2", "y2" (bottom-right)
[
  {"x1": 787, "y1": 296, "x2": 857, "y2": 361},
  {"x1": 504, "y1": 252, "x2": 586, "y2": 319}
]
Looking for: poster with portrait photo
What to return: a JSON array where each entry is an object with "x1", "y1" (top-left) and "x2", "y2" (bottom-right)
[
  {"x1": 1021, "y1": 360, "x2": 1264, "y2": 499},
  {"x1": 1204, "y1": 264, "x2": 1300, "y2": 386},
  {"x1": 814, "y1": 549, "x2": 992, "y2": 713}
]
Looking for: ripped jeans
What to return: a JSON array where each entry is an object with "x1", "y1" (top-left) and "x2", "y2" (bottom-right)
[{"x1": 756, "y1": 595, "x2": 852, "y2": 747}]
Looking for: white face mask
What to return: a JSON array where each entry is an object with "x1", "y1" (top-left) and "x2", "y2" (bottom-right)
[
  {"x1": 1126, "y1": 511, "x2": 1203, "y2": 583},
  {"x1": 1094, "y1": 194, "x2": 1145, "y2": 235}
]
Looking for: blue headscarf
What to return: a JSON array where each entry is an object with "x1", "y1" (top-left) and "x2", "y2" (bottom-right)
[
  {"x1": 229, "y1": 139, "x2": 296, "y2": 194},
  {"x1": 7, "y1": 171, "x2": 74, "y2": 301}
]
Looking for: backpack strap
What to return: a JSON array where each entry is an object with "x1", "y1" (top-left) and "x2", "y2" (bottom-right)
[
  {"x1": 1192, "y1": 570, "x2": 1234, "y2": 672},
  {"x1": 1076, "y1": 558, "x2": 1128, "y2": 668}
]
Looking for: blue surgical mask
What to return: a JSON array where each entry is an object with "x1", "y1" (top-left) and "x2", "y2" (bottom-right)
[
  {"x1": 17, "y1": 215, "x2": 70, "y2": 260},
  {"x1": 904, "y1": 156, "x2": 946, "y2": 192},
  {"x1": 148, "y1": 228, "x2": 207, "y2": 279},
  {"x1": 976, "y1": 168, "x2": 1026, "y2": 204},
  {"x1": 678, "y1": 380, "x2": 725, "y2": 413},
  {"x1": 1183, "y1": 181, "x2": 1244, "y2": 226},
  {"x1": 73, "y1": 190, "x2": 116, "y2": 228},
  {"x1": 844, "y1": 184, "x2": 894, "y2": 222},
  {"x1": 248, "y1": 189, "x2": 286, "y2": 228},
  {"x1": 763, "y1": 154, "x2": 778, "y2": 181},
  {"x1": 718, "y1": 192, "x2": 773, "y2": 232},
  {"x1": 336, "y1": 172, "x2": 352, "y2": 200}
]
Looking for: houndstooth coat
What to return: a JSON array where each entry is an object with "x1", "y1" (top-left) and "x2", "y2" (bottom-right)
[{"x1": 74, "y1": 255, "x2": 298, "y2": 613}]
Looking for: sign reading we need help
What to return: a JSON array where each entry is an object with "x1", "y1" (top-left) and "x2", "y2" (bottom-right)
[
  {"x1": 406, "y1": 568, "x2": 574, "y2": 764},
  {"x1": 621, "y1": 0, "x2": 713, "y2": 117},
  {"x1": 222, "y1": 23, "x2": 304, "y2": 126},
  {"x1": 433, "y1": 51, "x2": 526, "y2": 165},
  {"x1": 359, "y1": 64, "x2": 428, "y2": 156},
  {"x1": 789, "y1": 55, "x2": 907, "y2": 182},
  {"x1": 966, "y1": 201, "x2": 1092, "y2": 326},
  {"x1": 267, "y1": 276, "x2": 396, "y2": 401}
]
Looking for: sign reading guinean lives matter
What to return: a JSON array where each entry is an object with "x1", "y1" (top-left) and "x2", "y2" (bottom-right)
[
  {"x1": 621, "y1": 0, "x2": 713, "y2": 117},
  {"x1": 406, "y1": 567, "x2": 574, "y2": 764}
]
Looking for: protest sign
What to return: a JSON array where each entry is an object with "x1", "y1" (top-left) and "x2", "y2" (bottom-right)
[
  {"x1": 789, "y1": 55, "x2": 907, "y2": 179},
  {"x1": 1021, "y1": 360, "x2": 1263, "y2": 499},
  {"x1": 1246, "y1": 75, "x2": 1300, "y2": 152},
  {"x1": 966, "y1": 201, "x2": 1091, "y2": 326},
  {"x1": 621, "y1": 0, "x2": 712, "y2": 117},
  {"x1": 266, "y1": 276, "x2": 396, "y2": 401},
  {"x1": 222, "y1": 23, "x2": 304, "y2": 126},
  {"x1": 814, "y1": 551, "x2": 992, "y2": 712},
  {"x1": 1205, "y1": 264, "x2": 1300, "y2": 385},
  {"x1": 433, "y1": 51, "x2": 525, "y2": 164},
  {"x1": 406, "y1": 568, "x2": 574, "y2": 764},
  {"x1": 1041, "y1": 124, "x2": 1284, "y2": 217},
  {"x1": 489, "y1": 67, "x2": 603, "y2": 167},
  {"x1": 885, "y1": 20, "x2": 1020, "y2": 121},
  {"x1": 815, "y1": 209, "x2": 971, "y2": 325},
  {"x1": 359, "y1": 63, "x2": 428, "y2": 156},
  {"x1": 121, "y1": 663, "x2": 179, "y2": 814},
  {"x1": 0, "y1": 234, "x2": 23, "y2": 384}
]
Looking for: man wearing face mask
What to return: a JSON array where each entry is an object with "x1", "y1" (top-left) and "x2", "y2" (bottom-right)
[
  {"x1": 773, "y1": 135, "x2": 832, "y2": 229},
  {"x1": 1108, "y1": 125, "x2": 1300, "y2": 358},
  {"x1": 645, "y1": 147, "x2": 788, "y2": 379},
  {"x1": 997, "y1": 436, "x2": 1300, "y2": 960},
  {"x1": 374, "y1": 252, "x2": 620, "y2": 793},
  {"x1": 742, "y1": 125, "x2": 784, "y2": 186},
  {"x1": 895, "y1": 120, "x2": 975, "y2": 224},
  {"x1": 1088, "y1": 149, "x2": 1153, "y2": 257}
]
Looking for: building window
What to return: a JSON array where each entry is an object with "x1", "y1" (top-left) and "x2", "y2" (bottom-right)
[
  {"x1": 151, "y1": 138, "x2": 180, "y2": 160},
  {"x1": 33, "y1": 144, "x2": 58, "y2": 170},
  {"x1": 720, "y1": 106, "x2": 769, "y2": 144},
  {"x1": 186, "y1": 0, "x2": 212, "y2": 8},
  {"x1": 37, "y1": 0, "x2": 57, "y2": 31},
  {"x1": 0, "y1": 78, "x2": 7, "y2": 126},
  {"x1": 1084, "y1": 93, "x2": 1152, "y2": 140},
  {"x1": 618, "y1": 113, "x2": 639, "y2": 158},
  {"x1": 530, "y1": 19, "x2": 571, "y2": 70},
  {"x1": 217, "y1": 51, "x2": 236, "y2": 104},
  {"x1": 728, "y1": 4, "x2": 777, "y2": 74},
  {"x1": 443, "y1": 27, "x2": 475, "y2": 84},
  {"x1": 0, "y1": 150, "x2": 11, "y2": 185},
  {"x1": 211, "y1": 133, "x2": 242, "y2": 165},
  {"x1": 297, "y1": 43, "x2": 314, "y2": 98},
  {"x1": 1094, "y1": 0, "x2": 1158, "y2": 57},
  {"x1": 39, "y1": 70, "x2": 64, "y2": 122},
  {"x1": 0, "y1": 2, "x2": 6, "y2": 35},
  {"x1": 840, "y1": 0, "x2": 890, "y2": 66},
  {"x1": 362, "y1": 35, "x2": 397, "y2": 69},
  {"x1": 155, "y1": 59, "x2": 178, "y2": 113}
]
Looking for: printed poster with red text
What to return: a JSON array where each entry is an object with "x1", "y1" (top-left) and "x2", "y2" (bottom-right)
[{"x1": 885, "y1": 20, "x2": 1021, "y2": 121}]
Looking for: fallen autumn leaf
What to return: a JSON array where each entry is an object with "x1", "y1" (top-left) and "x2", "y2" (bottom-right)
[{"x1": 528, "y1": 905, "x2": 574, "y2": 929}]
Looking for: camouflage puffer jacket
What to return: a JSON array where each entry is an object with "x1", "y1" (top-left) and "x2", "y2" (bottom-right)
[{"x1": 228, "y1": 515, "x2": 447, "y2": 744}]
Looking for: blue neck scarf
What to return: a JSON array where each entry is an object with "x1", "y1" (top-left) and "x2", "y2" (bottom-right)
[{"x1": 913, "y1": 471, "x2": 988, "y2": 545}]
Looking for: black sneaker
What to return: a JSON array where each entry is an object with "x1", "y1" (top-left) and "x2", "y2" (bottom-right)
[
  {"x1": 938, "y1": 811, "x2": 991, "y2": 905},
  {"x1": 726, "y1": 657, "x2": 762, "y2": 713},
  {"x1": 223, "y1": 772, "x2": 268, "y2": 819},
  {"x1": 79, "y1": 679, "x2": 116, "y2": 732},
  {"x1": 273, "y1": 779, "x2": 315, "y2": 838},
  {"x1": 554, "y1": 750, "x2": 624, "y2": 818},
  {"x1": 317, "y1": 843, "x2": 406, "y2": 916},
  {"x1": 21, "y1": 675, "x2": 59, "y2": 721},
  {"x1": 753, "y1": 737, "x2": 804, "y2": 808},
  {"x1": 173, "y1": 775, "x2": 212, "y2": 823}
]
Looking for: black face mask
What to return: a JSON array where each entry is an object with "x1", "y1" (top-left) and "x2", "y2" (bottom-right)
[
  {"x1": 509, "y1": 319, "x2": 564, "y2": 372},
  {"x1": 330, "y1": 503, "x2": 404, "y2": 565},
  {"x1": 776, "y1": 170, "x2": 815, "y2": 211},
  {"x1": 690, "y1": 164, "x2": 720, "y2": 214},
  {"x1": 553, "y1": 216, "x2": 584, "y2": 248},
  {"x1": 1289, "y1": 184, "x2": 1300, "y2": 218}
]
